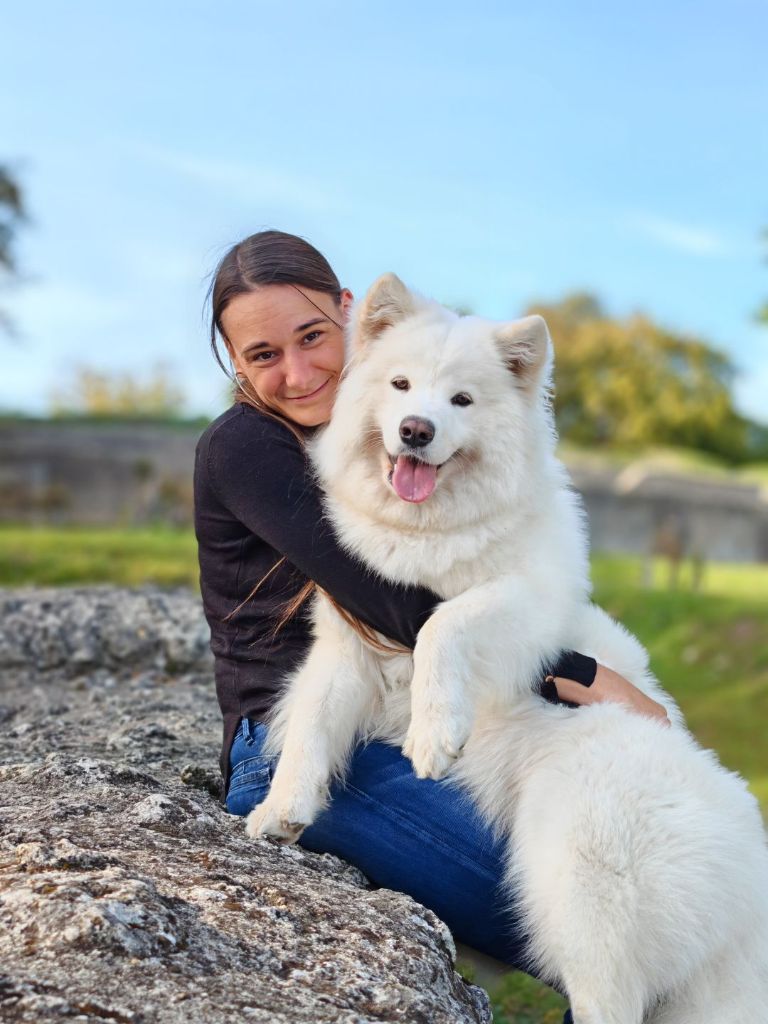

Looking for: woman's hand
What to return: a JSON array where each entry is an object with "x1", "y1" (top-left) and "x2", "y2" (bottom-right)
[{"x1": 553, "y1": 664, "x2": 670, "y2": 725}]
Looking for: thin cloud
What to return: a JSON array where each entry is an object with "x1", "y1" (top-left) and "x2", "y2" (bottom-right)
[
  {"x1": 124, "y1": 140, "x2": 339, "y2": 215},
  {"x1": 626, "y1": 213, "x2": 727, "y2": 257},
  {"x1": 7, "y1": 280, "x2": 132, "y2": 337}
]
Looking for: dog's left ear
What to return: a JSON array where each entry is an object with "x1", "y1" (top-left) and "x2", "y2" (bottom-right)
[
  {"x1": 353, "y1": 272, "x2": 415, "y2": 349},
  {"x1": 493, "y1": 315, "x2": 551, "y2": 388}
]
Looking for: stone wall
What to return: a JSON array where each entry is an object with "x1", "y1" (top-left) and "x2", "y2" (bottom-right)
[
  {"x1": 0, "y1": 420, "x2": 199, "y2": 526},
  {"x1": 570, "y1": 464, "x2": 768, "y2": 563},
  {"x1": 0, "y1": 586, "x2": 491, "y2": 1023},
  {"x1": 2, "y1": 419, "x2": 766, "y2": 561}
]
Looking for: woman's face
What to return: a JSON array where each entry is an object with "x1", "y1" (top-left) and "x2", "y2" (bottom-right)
[{"x1": 223, "y1": 284, "x2": 352, "y2": 427}]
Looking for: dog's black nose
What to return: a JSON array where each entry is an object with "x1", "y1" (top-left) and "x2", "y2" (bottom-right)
[{"x1": 399, "y1": 416, "x2": 435, "y2": 448}]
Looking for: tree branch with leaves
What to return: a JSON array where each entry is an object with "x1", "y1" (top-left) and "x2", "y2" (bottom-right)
[
  {"x1": 527, "y1": 292, "x2": 752, "y2": 463},
  {"x1": 0, "y1": 163, "x2": 27, "y2": 335}
]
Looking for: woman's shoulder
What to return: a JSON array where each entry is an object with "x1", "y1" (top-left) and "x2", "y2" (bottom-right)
[
  {"x1": 195, "y1": 403, "x2": 309, "y2": 504},
  {"x1": 197, "y1": 403, "x2": 301, "y2": 457}
]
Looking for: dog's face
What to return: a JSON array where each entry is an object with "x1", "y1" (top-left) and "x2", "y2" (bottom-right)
[
  {"x1": 372, "y1": 322, "x2": 497, "y2": 504},
  {"x1": 331, "y1": 273, "x2": 553, "y2": 510}
]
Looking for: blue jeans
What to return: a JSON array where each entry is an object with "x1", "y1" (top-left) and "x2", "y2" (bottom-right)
[
  {"x1": 228, "y1": 719, "x2": 574, "y2": 1022},
  {"x1": 227, "y1": 717, "x2": 536, "y2": 967}
]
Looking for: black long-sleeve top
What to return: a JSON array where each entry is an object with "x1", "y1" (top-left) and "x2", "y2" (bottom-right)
[{"x1": 194, "y1": 402, "x2": 596, "y2": 796}]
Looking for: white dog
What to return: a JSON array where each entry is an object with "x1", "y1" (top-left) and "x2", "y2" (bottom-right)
[{"x1": 247, "y1": 274, "x2": 768, "y2": 1023}]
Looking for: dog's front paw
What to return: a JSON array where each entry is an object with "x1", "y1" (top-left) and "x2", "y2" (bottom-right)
[
  {"x1": 245, "y1": 800, "x2": 307, "y2": 844},
  {"x1": 402, "y1": 707, "x2": 472, "y2": 781},
  {"x1": 244, "y1": 785, "x2": 326, "y2": 845}
]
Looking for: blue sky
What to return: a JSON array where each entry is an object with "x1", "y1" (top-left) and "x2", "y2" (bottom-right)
[{"x1": 2, "y1": 0, "x2": 767, "y2": 424}]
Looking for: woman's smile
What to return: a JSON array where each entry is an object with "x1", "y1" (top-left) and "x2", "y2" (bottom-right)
[{"x1": 284, "y1": 375, "x2": 333, "y2": 403}]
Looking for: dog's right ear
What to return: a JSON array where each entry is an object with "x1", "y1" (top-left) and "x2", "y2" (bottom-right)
[
  {"x1": 354, "y1": 273, "x2": 415, "y2": 349},
  {"x1": 493, "y1": 315, "x2": 551, "y2": 389}
]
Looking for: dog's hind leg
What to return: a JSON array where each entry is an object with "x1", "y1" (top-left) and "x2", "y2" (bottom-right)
[
  {"x1": 561, "y1": 975, "x2": 646, "y2": 1024},
  {"x1": 646, "y1": 932, "x2": 768, "y2": 1024},
  {"x1": 512, "y1": 782, "x2": 657, "y2": 1024},
  {"x1": 246, "y1": 611, "x2": 379, "y2": 843},
  {"x1": 554, "y1": 922, "x2": 648, "y2": 1024}
]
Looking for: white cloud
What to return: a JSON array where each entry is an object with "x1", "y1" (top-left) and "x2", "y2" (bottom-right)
[{"x1": 625, "y1": 213, "x2": 727, "y2": 257}]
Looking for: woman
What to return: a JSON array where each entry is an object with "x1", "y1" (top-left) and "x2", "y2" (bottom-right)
[{"x1": 194, "y1": 229, "x2": 668, "y2": 1011}]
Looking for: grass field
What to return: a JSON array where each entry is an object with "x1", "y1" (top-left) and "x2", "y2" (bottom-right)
[
  {"x1": 2, "y1": 525, "x2": 766, "y2": 1022},
  {"x1": 0, "y1": 525, "x2": 199, "y2": 588}
]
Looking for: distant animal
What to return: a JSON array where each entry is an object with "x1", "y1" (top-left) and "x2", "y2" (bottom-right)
[{"x1": 247, "y1": 272, "x2": 768, "y2": 1024}]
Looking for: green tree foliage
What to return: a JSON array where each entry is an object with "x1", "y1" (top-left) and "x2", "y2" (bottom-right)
[
  {"x1": 527, "y1": 293, "x2": 749, "y2": 461},
  {"x1": 49, "y1": 364, "x2": 185, "y2": 420},
  {"x1": 0, "y1": 163, "x2": 27, "y2": 334}
]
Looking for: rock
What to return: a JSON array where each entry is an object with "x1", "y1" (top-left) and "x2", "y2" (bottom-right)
[
  {"x1": 0, "y1": 586, "x2": 491, "y2": 1023},
  {"x1": 0, "y1": 586, "x2": 212, "y2": 675},
  {"x1": 180, "y1": 763, "x2": 225, "y2": 801}
]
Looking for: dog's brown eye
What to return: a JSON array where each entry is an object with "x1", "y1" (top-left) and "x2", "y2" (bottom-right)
[
  {"x1": 391, "y1": 377, "x2": 410, "y2": 391},
  {"x1": 451, "y1": 392, "x2": 473, "y2": 407}
]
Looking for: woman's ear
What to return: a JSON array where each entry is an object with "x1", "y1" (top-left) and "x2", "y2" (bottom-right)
[
  {"x1": 223, "y1": 338, "x2": 241, "y2": 375},
  {"x1": 339, "y1": 288, "x2": 354, "y2": 325}
]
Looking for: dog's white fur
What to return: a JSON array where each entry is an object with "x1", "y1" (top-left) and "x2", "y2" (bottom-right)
[{"x1": 246, "y1": 274, "x2": 768, "y2": 1023}]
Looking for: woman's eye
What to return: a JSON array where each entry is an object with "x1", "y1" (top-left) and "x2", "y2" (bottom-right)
[
  {"x1": 303, "y1": 331, "x2": 322, "y2": 344},
  {"x1": 391, "y1": 377, "x2": 410, "y2": 391},
  {"x1": 451, "y1": 392, "x2": 473, "y2": 407}
]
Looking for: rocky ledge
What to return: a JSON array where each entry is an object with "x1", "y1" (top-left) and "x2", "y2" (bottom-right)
[{"x1": 0, "y1": 586, "x2": 491, "y2": 1024}]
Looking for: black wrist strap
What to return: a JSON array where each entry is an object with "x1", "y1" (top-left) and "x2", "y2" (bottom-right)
[
  {"x1": 547, "y1": 651, "x2": 597, "y2": 687},
  {"x1": 539, "y1": 651, "x2": 597, "y2": 709}
]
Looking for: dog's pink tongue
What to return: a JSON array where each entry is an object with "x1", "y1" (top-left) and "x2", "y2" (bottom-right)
[{"x1": 392, "y1": 456, "x2": 437, "y2": 503}]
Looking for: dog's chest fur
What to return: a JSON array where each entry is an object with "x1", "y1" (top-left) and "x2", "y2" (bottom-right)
[{"x1": 321, "y1": 476, "x2": 589, "y2": 604}]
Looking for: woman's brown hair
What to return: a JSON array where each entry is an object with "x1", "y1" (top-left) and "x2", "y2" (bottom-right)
[{"x1": 206, "y1": 230, "x2": 405, "y2": 657}]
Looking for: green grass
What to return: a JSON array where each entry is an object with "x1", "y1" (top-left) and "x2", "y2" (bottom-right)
[
  {"x1": 592, "y1": 552, "x2": 768, "y2": 600},
  {"x1": 0, "y1": 525, "x2": 199, "y2": 588},
  {"x1": 491, "y1": 972, "x2": 569, "y2": 1024},
  {"x1": 2, "y1": 526, "x2": 767, "y2": 1021}
]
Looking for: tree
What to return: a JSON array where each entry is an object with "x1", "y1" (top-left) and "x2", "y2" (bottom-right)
[
  {"x1": 0, "y1": 163, "x2": 26, "y2": 335},
  {"x1": 49, "y1": 365, "x2": 186, "y2": 420},
  {"x1": 527, "y1": 293, "x2": 749, "y2": 462}
]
